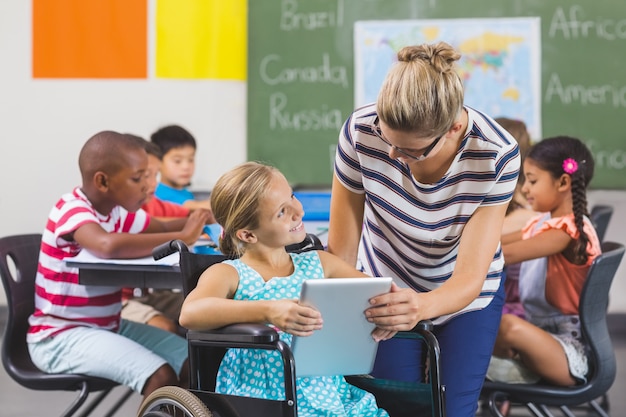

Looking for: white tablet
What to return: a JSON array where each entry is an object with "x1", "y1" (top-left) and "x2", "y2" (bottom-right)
[{"x1": 291, "y1": 277, "x2": 393, "y2": 377}]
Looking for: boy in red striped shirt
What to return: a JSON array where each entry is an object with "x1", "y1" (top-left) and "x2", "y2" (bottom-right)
[{"x1": 27, "y1": 131, "x2": 211, "y2": 401}]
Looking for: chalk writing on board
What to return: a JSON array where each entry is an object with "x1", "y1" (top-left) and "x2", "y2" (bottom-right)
[
  {"x1": 260, "y1": 54, "x2": 349, "y2": 88},
  {"x1": 587, "y1": 142, "x2": 626, "y2": 170},
  {"x1": 269, "y1": 92, "x2": 343, "y2": 131},
  {"x1": 248, "y1": 1, "x2": 626, "y2": 188},
  {"x1": 280, "y1": 0, "x2": 344, "y2": 31},
  {"x1": 544, "y1": 73, "x2": 626, "y2": 108},
  {"x1": 329, "y1": 144, "x2": 337, "y2": 174},
  {"x1": 549, "y1": 6, "x2": 626, "y2": 40}
]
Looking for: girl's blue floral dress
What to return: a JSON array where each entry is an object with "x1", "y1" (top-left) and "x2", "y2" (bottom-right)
[{"x1": 215, "y1": 251, "x2": 388, "y2": 417}]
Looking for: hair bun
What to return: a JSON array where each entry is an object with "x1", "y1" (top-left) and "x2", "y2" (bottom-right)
[
  {"x1": 397, "y1": 42, "x2": 460, "y2": 73},
  {"x1": 397, "y1": 46, "x2": 429, "y2": 63}
]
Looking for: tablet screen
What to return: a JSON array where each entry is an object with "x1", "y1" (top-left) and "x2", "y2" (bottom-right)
[{"x1": 292, "y1": 277, "x2": 392, "y2": 377}]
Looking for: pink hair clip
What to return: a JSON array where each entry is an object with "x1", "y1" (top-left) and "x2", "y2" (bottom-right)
[
  {"x1": 562, "y1": 158, "x2": 578, "y2": 175},
  {"x1": 219, "y1": 227, "x2": 225, "y2": 240}
]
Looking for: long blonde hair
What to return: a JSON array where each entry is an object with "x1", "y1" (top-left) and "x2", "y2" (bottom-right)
[
  {"x1": 377, "y1": 42, "x2": 464, "y2": 137},
  {"x1": 211, "y1": 162, "x2": 279, "y2": 257}
]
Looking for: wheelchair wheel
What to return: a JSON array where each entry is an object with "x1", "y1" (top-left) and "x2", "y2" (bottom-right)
[{"x1": 137, "y1": 386, "x2": 213, "y2": 417}]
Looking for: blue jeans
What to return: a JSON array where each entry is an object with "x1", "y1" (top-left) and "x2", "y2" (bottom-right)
[{"x1": 371, "y1": 283, "x2": 505, "y2": 417}]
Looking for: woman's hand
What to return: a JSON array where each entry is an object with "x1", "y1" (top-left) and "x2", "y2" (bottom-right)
[
  {"x1": 267, "y1": 299, "x2": 323, "y2": 336},
  {"x1": 371, "y1": 327, "x2": 397, "y2": 342},
  {"x1": 365, "y1": 282, "x2": 423, "y2": 331}
]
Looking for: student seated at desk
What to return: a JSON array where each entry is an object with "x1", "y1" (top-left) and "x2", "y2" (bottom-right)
[
  {"x1": 141, "y1": 140, "x2": 192, "y2": 219},
  {"x1": 151, "y1": 124, "x2": 212, "y2": 211},
  {"x1": 27, "y1": 131, "x2": 212, "y2": 401},
  {"x1": 121, "y1": 138, "x2": 216, "y2": 334},
  {"x1": 496, "y1": 117, "x2": 537, "y2": 320},
  {"x1": 488, "y1": 137, "x2": 600, "y2": 391}
]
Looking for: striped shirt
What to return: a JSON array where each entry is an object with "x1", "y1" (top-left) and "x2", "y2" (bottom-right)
[
  {"x1": 27, "y1": 187, "x2": 150, "y2": 343},
  {"x1": 335, "y1": 104, "x2": 520, "y2": 324}
]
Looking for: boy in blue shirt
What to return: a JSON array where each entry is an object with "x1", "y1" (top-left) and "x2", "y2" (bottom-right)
[{"x1": 151, "y1": 124, "x2": 212, "y2": 211}]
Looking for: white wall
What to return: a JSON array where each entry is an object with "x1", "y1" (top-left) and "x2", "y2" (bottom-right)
[
  {"x1": 0, "y1": 1, "x2": 247, "y2": 234},
  {"x1": 0, "y1": 1, "x2": 246, "y2": 305},
  {"x1": 1, "y1": 1, "x2": 625, "y2": 312}
]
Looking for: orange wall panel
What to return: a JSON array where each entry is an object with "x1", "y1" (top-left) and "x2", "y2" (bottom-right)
[{"x1": 32, "y1": 0, "x2": 147, "y2": 78}]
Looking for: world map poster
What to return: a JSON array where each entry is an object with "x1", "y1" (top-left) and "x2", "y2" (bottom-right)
[{"x1": 354, "y1": 17, "x2": 541, "y2": 139}]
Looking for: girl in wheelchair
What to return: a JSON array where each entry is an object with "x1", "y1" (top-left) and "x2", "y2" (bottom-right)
[{"x1": 179, "y1": 161, "x2": 393, "y2": 417}]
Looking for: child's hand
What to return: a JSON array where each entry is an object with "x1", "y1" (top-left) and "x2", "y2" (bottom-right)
[
  {"x1": 371, "y1": 327, "x2": 397, "y2": 342},
  {"x1": 267, "y1": 299, "x2": 323, "y2": 336},
  {"x1": 184, "y1": 199, "x2": 214, "y2": 214},
  {"x1": 199, "y1": 207, "x2": 216, "y2": 224},
  {"x1": 181, "y1": 210, "x2": 213, "y2": 245},
  {"x1": 195, "y1": 208, "x2": 215, "y2": 224}
]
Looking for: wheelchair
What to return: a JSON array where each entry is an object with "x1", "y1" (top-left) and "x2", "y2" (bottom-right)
[{"x1": 137, "y1": 235, "x2": 446, "y2": 417}]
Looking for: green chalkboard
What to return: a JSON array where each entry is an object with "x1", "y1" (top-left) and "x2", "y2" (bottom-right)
[{"x1": 247, "y1": 0, "x2": 626, "y2": 189}]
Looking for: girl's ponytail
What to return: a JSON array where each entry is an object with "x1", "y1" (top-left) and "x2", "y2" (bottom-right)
[{"x1": 571, "y1": 171, "x2": 591, "y2": 264}]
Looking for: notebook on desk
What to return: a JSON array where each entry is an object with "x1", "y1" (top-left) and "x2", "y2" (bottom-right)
[
  {"x1": 68, "y1": 249, "x2": 179, "y2": 266},
  {"x1": 291, "y1": 277, "x2": 392, "y2": 377}
]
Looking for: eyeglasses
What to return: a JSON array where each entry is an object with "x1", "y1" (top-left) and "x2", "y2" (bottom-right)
[{"x1": 373, "y1": 122, "x2": 442, "y2": 162}]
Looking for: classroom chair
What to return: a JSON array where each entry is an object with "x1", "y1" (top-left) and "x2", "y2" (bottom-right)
[
  {"x1": 480, "y1": 241, "x2": 625, "y2": 417},
  {"x1": 137, "y1": 236, "x2": 446, "y2": 417},
  {"x1": 590, "y1": 204, "x2": 614, "y2": 242},
  {"x1": 0, "y1": 233, "x2": 133, "y2": 417},
  {"x1": 588, "y1": 204, "x2": 615, "y2": 410}
]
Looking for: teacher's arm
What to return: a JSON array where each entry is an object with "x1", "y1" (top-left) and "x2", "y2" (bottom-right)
[
  {"x1": 327, "y1": 175, "x2": 365, "y2": 266},
  {"x1": 426, "y1": 202, "x2": 508, "y2": 316},
  {"x1": 366, "y1": 203, "x2": 508, "y2": 330}
]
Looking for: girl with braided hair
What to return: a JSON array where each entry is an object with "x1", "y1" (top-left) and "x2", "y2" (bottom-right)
[{"x1": 488, "y1": 135, "x2": 601, "y2": 389}]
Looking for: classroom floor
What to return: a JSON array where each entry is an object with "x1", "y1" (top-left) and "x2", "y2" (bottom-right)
[{"x1": 1, "y1": 310, "x2": 625, "y2": 417}]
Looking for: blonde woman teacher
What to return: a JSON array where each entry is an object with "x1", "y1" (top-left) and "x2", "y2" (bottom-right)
[{"x1": 328, "y1": 42, "x2": 521, "y2": 417}]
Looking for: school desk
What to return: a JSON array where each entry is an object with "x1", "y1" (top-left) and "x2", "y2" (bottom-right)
[
  {"x1": 65, "y1": 249, "x2": 183, "y2": 289},
  {"x1": 67, "y1": 221, "x2": 327, "y2": 288}
]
